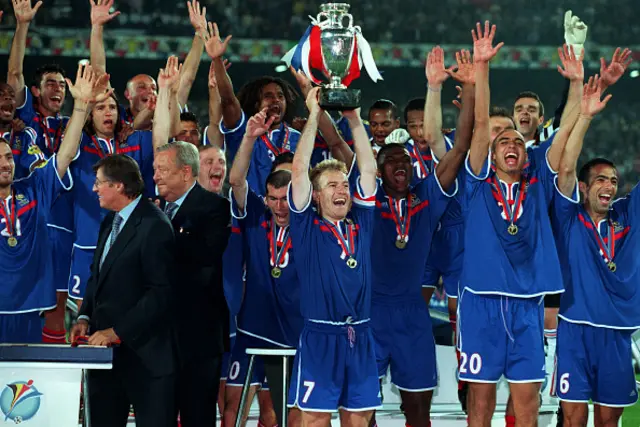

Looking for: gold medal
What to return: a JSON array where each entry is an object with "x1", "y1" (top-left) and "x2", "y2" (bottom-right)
[
  {"x1": 395, "y1": 238, "x2": 407, "y2": 249},
  {"x1": 7, "y1": 236, "x2": 17, "y2": 247},
  {"x1": 271, "y1": 267, "x2": 282, "y2": 278},
  {"x1": 346, "y1": 257, "x2": 358, "y2": 269},
  {"x1": 507, "y1": 224, "x2": 519, "y2": 236},
  {"x1": 608, "y1": 261, "x2": 617, "y2": 272}
]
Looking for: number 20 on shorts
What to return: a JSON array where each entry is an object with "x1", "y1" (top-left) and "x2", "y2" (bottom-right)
[{"x1": 459, "y1": 352, "x2": 482, "y2": 375}]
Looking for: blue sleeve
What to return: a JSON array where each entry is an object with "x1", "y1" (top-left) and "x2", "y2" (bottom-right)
[
  {"x1": 118, "y1": 104, "x2": 132, "y2": 125},
  {"x1": 15, "y1": 87, "x2": 36, "y2": 124},
  {"x1": 230, "y1": 184, "x2": 265, "y2": 227},
  {"x1": 131, "y1": 131, "x2": 156, "y2": 198},
  {"x1": 611, "y1": 182, "x2": 640, "y2": 224},
  {"x1": 531, "y1": 146, "x2": 559, "y2": 208},
  {"x1": 31, "y1": 155, "x2": 73, "y2": 213},
  {"x1": 551, "y1": 175, "x2": 580, "y2": 234},
  {"x1": 462, "y1": 151, "x2": 491, "y2": 204},
  {"x1": 414, "y1": 172, "x2": 457, "y2": 230},
  {"x1": 220, "y1": 111, "x2": 247, "y2": 164},
  {"x1": 526, "y1": 133, "x2": 555, "y2": 172}
]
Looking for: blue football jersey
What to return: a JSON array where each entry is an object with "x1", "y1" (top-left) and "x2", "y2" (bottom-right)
[
  {"x1": 4, "y1": 128, "x2": 42, "y2": 179},
  {"x1": 288, "y1": 178, "x2": 377, "y2": 322},
  {"x1": 552, "y1": 178, "x2": 640, "y2": 329},
  {"x1": 0, "y1": 156, "x2": 72, "y2": 312},
  {"x1": 459, "y1": 149, "x2": 563, "y2": 296},
  {"x1": 371, "y1": 173, "x2": 456, "y2": 303},
  {"x1": 220, "y1": 111, "x2": 300, "y2": 196},
  {"x1": 70, "y1": 131, "x2": 155, "y2": 248},
  {"x1": 231, "y1": 185, "x2": 303, "y2": 347}
]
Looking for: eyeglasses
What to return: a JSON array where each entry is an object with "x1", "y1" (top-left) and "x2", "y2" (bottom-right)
[{"x1": 94, "y1": 177, "x2": 112, "y2": 187}]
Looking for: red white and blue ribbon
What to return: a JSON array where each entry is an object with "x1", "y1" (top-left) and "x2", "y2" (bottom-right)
[{"x1": 281, "y1": 17, "x2": 382, "y2": 86}]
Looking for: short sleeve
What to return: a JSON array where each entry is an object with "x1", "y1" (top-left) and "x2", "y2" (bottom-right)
[
  {"x1": 527, "y1": 135, "x2": 554, "y2": 172},
  {"x1": 611, "y1": 182, "x2": 640, "y2": 223},
  {"x1": 219, "y1": 111, "x2": 247, "y2": 163},
  {"x1": 32, "y1": 155, "x2": 73, "y2": 212},
  {"x1": 287, "y1": 181, "x2": 316, "y2": 248},
  {"x1": 532, "y1": 146, "x2": 560, "y2": 207},
  {"x1": 230, "y1": 183, "x2": 265, "y2": 227},
  {"x1": 131, "y1": 131, "x2": 156, "y2": 198},
  {"x1": 551, "y1": 175, "x2": 580, "y2": 232},
  {"x1": 15, "y1": 87, "x2": 35, "y2": 124},
  {"x1": 414, "y1": 172, "x2": 457, "y2": 230}
]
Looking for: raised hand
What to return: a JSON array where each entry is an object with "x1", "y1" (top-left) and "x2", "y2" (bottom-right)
[
  {"x1": 187, "y1": 0, "x2": 207, "y2": 34},
  {"x1": 471, "y1": 21, "x2": 504, "y2": 63},
  {"x1": 245, "y1": 108, "x2": 274, "y2": 138},
  {"x1": 557, "y1": 44, "x2": 584, "y2": 82},
  {"x1": 425, "y1": 46, "x2": 451, "y2": 87},
  {"x1": 446, "y1": 49, "x2": 475, "y2": 85},
  {"x1": 600, "y1": 47, "x2": 633, "y2": 89},
  {"x1": 291, "y1": 68, "x2": 313, "y2": 98},
  {"x1": 305, "y1": 87, "x2": 322, "y2": 117},
  {"x1": 158, "y1": 56, "x2": 182, "y2": 92},
  {"x1": 92, "y1": 72, "x2": 113, "y2": 103},
  {"x1": 209, "y1": 59, "x2": 231, "y2": 88},
  {"x1": 201, "y1": 21, "x2": 232, "y2": 59},
  {"x1": 90, "y1": 0, "x2": 120, "y2": 27},
  {"x1": 66, "y1": 63, "x2": 111, "y2": 103},
  {"x1": 581, "y1": 75, "x2": 612, "y2": 118},
  {"x1": 13, "y1": 0, "x2": 43, "y2": 24}
]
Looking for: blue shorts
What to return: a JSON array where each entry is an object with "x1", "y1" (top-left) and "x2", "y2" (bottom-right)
[
  {"x1": 0, "y1": 312, "x2": 43, "y2": 343},
  {"x1": 553, "y1": 319, "x2": 638, "y2": 407},
  {"x1": 371, "y1": 301, "x2": 437, "y2": 391},
  {"x1": 288, "y1": 321, "x2": 382, "y2": 412},
  {"x1": 68, "y1": 246, "x2": 94, "y2": 299},
  {"x1": 48, "y1": 227, "x2": 74, "y2": 292},
  {"x1": 226, "y1": 332, "x2": 271, "y2": 390},
  {"x1": 423, "y1": 222, "x2": 463, "y2": 298},
  {"x1": 458, "y1": 290, "x2": 545, "y2": 383}
]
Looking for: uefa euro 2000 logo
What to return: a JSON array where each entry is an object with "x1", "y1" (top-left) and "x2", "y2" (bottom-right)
[{"x1": 0, "y1": 380, "x2": 43, "y2": 424}]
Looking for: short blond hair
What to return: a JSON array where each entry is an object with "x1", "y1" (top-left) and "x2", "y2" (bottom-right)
[{"x1": 309, "y1": 159, "x2": 348, "y2": 191}]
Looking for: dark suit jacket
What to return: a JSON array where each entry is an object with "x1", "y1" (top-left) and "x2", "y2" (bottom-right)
[
  {"x1": 79, "y1": 198, "x2": 176, "y2": 377},
  {"x1": 167, "y1": 182, "x2": 231, "y2": 363}
]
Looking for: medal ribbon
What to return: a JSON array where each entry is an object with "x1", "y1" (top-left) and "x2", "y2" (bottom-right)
[
  {"x1": 411, "y1": 143, "x2": 429, "y2": 177},
  {"x1": 589, "y1": 219, "x2": 616, "y2": 265},
  {"x1": 270, "y1": 221, "x2": 291, "y2": 268},
  {"x1": 493, "y1": 177, "x2": 526, "y2": 227},
  {"x1": 324, "y1": 220, "x2": 355, "y2": 259},
  {"x1": 0, "y1": 189, "x2": 17, "y2": 238},
  {"x1": 90, "y1": 135, "x2": 116, "y2": 158},
  {"x1": 36, "y1": 114, "x2": 63, "y2": 154},
  {"x1": 260, "y1": 126, "x2": 291, "y2": 158},
  {"x1": 388, "y1": 194, "x2": 412, "y2": 242}
]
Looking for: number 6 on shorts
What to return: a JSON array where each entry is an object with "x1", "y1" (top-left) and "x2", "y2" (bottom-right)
[{"x1": 302, "y1": 381, "x2": 315, "y2": 403}]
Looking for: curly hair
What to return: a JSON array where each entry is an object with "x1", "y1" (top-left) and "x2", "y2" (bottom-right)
[{"x1": 236, "y1": 76, "x2": 299, "y2": 124}]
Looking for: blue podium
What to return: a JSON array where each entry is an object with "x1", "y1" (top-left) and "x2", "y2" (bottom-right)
[{"x1": 0, "y1": 344, "x2": 112, "y2": 426}]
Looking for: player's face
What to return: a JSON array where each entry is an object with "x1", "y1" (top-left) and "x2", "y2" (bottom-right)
[
  {"x1": 198, "y1": 148, "x2": 226, "y2": 194},
  {"x1": 379, "y1": 145, "x2": 412, "y2": 195},
  {"x1": 153, "y1": 149, "x2": 191, "y2": 202},
  {"x1": 513, "y1": 97, "x2": 543, "y2": 138},
  {"x1": 313, "y1": 170, "x2": 351, "y2": 222},
  {"x1": 581, "y1": 164, "x2": 618, "y2": 215},
  {"x1": 177, "y1": 121, "x2": 201, "y2": 147},
  {"x1": 93, "y1": 168, "x2": 120, "y2": 210},
  {"x1": 126, "y1": 75, "x2": 158, "y2": 114},
  {"x1": 489, "y1": 116, "x2": 515, "y2": 142},
  {"x1": 406, "y1": 109, "x2": 425, "y2": 149},
  {"x1": 259, "y1": 83, "x2": 286, "y2": 127},
  {"x1": 0, "y1": 142, "x2": 15, "y2": 187},
  {"x1": 265, "y1": 184, "x2": 290, "y2": 226},
  {"x1": 33, "y1": 72, "x2": 66, "y2": 115},
  {"x1": 0, "y1": 84, "x2": 17, "y2": 124},
  {"x1": 492, "y1": 129, "x2": 527, "y2": 174},
  {"x1": 92, "y1": 97, "x2": 119, "y2": 138},
  {"x1": 369, "y1": 109, "x2": 399, "y2": 147}
]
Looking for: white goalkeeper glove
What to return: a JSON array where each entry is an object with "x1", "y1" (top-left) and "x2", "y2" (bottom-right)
[
  {"x1": 564, "y1": 10, "x2": 588, "y2": 57},
  {"x1": 385, "y1": 128, "x2": 410, "y2": 145}
]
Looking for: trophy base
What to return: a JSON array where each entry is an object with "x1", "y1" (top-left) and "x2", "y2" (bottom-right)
[{"x1": 319, "y1": 88, "x2": 361, "y2": 111}]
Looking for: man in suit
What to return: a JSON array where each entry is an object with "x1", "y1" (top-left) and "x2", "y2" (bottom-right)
[
  {"x1": 70, "y1": 154, "x2": 177, "y2": 427},
  {"x1": 154, "y1": 140, "x2": 231, "y2": 427}
]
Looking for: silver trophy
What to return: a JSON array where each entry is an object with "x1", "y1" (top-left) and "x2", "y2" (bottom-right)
[{"x1": 316, "y1": 3, "x2": 361, "y2": 110}]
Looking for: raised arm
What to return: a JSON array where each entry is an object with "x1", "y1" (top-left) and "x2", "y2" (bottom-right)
[
  {"x1": 177, "y1": 0, "x2": 207, "y2": 107},
  {"x1": 291, "y1": 88, "x2": 321, "y2": 209},
  {"x1": 229, "y1": 109, "x2": 274, "y2": 211},
  {"x1": 58, "y1": 64, "x2": 113, "y2": 177},
  {"x1": 436, "y1": 50, "x2": 475, "y2": 190},
  {"x1": 206, "y1": 61, "x2": 225, "y2": 148},
  {"x1": 546, "y1": 44, "x2": 584, "y2": 171},
  {"x1": 89, "y1": 0, "x2": 121, "y2": 76},
  {"x1": 468, "y1": 21, "x2": 504, "y2": 175},
  {"x1": 423, "y1": 46, "x2": 451, "y2": 160},
  {"x1": 343, "y1": 108, "x2": 377, "y2": 196},
  {"x1": 557, "y1": 76, "x2": 611, "y2": 197},
  {"x1": 201, "y1": 22, "x2": 242, "y2": 129},
  {"x1": 291, "y1": 68, "x2": 354, "y2": 166},
  {"x1": 599, "y1": 47, "x2": 633, "y2": 94},
  {"x1": 152, "y1": 57, "x2": 182, "y2": 151},
  {"x1": 7, "y1": 0, "x2": 42, "y2": 106}
]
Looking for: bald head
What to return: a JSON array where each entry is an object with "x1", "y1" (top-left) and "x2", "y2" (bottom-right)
[{"x1": 125, "y1": 74, "x2": 158, "y2": 115}]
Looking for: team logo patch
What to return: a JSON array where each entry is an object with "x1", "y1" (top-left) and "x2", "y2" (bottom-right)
[
  {"x1": 0, "y1": 380, "x2": 43, "y2": 423},
  {"x1": 613, "y1": 221, "x2": 625, "y2": 232},
  {"x1": 12, "y1": 137, "x2": 22, "y2": 152},
  {"x1": 27, "y1": 145, "x2": 42, "y2": 156},
  {"x1": 15, "y1": 194, "x2": 29, "y2": 207}
]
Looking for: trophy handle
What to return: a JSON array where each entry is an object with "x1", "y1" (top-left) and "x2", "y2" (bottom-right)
[
  {"x1": 343, "y1": 13, "x2": 353, "y2": 29},
  {"x1": 316, "y1": 11, "x2": 329, "y2": 25}
]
